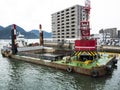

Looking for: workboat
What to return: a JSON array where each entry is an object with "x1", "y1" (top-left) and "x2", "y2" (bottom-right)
[
  {"x1": 16, "y1": 32, "x2": 27, "y2": 47},
  {"x1": 1, "y1": 32, "x2": 27, "y2": 57}
]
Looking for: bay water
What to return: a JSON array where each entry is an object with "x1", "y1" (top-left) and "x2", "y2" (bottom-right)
[{"x1": 0, "y1": 39, "x2": 120, "y2": 90}]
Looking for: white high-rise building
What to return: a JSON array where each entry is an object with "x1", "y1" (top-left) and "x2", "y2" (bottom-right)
[{"x1": 51, "y1": 5, "x2": 86, "y2": 42}]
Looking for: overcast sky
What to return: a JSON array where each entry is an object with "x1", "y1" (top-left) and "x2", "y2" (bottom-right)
[{"x1": 0, "y1": 0, "x2": 120, "y2": 34}]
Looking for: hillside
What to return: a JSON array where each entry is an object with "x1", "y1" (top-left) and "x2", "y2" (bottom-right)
[
  {"x1": 29, "y1": 30, "x2": 52, "y2": 38},
  {"x1": 0, "y1": 25, "x2": 52, "y2": 39},
  {"x1": 0, "y1": 26, "x2": 4, "y2": 31},
  {"x1": 0, "y1": 25, "x2": 38, "y2": 39}
]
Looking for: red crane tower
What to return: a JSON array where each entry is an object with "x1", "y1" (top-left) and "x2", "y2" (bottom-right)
[
  {"x1": 75, "y1": 0, "x2": 97, "y2": 51},
  {"x1": 81, "y1": 0, "x2": 91, "y2": 39}
]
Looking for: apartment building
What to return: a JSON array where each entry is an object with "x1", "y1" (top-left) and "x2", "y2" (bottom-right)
[{"x1": 51, "y1": 5, "x2": 86, "y2": 42}]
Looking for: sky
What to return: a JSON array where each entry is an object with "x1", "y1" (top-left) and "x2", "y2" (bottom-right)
[{"x1": 0, "y1": 0, "x2": 120, "y2": 34}]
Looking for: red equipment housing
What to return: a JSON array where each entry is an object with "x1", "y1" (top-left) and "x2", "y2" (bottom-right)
[{"x1": 75, "y1": 40, "x2": 96, "y2": 51}]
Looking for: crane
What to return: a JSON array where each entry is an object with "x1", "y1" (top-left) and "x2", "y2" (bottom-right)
[
  {"x1": 80, "y1": 0, "x2": 91, "y2": 39},
  {"x1": 75, "y1": 0, "x2": 96, "y2": 51}
]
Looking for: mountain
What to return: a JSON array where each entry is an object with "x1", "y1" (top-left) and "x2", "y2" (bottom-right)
[
  {"x1": 29, "y1": 30, "x2": 39, "y2": 37},
  {"x1": 0, "y1": 26, "x2": 4, "y2": 31},
  {"x1": 29, "y1": 30, "x2": 52, "y2": 38},
  {"x1": 0, "y1": 25, "x2": 38, "y2": 39}
]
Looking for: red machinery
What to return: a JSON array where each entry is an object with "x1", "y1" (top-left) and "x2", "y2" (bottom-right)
[
  {"x1": 75, "y1": 40, "x2": 96, "y2": 51},
  {"x1": 75, "y1": 0, "x2": 96, "y2": 51}
]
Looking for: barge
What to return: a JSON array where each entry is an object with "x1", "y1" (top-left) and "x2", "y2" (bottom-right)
[
  {"x1": 1, "y1": 46, "x2": 118, "y2": 77},
  {"x1": 1, "y1": 0, "x2": 118, "y2": 77}
]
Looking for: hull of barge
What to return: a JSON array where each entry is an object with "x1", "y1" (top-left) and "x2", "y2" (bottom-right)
[
  {"x1": 1, "y1": 46, "x2": 117, "y2": 77},
  {"x1": 11, "y1": 54, "x2": 116, "y2": 77}
]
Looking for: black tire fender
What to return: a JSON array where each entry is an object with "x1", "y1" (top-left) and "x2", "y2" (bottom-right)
[
  {"x1": 113, "y1": 59, "x2": 118, "y2": 65},
  {"x1": 66, "y1": 67, "x2": 72, "y2": 72},
  {"x1": 106, "y1": 65, "x2": 112, "y2": 75},
  {"x1": 91, "y1": 70, "x2": 99, "y2": 78}
]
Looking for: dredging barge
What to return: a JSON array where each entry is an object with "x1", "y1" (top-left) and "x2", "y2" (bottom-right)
[
  {"x1": 1, "y1": 0, "x2": 118, "y2": 77},
  {"x1": 1, "y1": 45, "x2": 117, "y2": 77},
  {"x1": 1, "y1": 28, "x2": 118, "y2": 78}
]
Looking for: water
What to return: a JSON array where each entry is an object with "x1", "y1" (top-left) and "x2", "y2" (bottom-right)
[{"x1": 0, "y1": 40, "x2": 120, "y2": 90}]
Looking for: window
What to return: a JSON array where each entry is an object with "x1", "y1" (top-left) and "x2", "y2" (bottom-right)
[
  {"x1": 57, "y1": 18, "x2": 60, "y2": 20},
  {"x1": 71, "y1": 7, "x2": 75, "y2": 9},
  {"x1": 71, "y1": 14, "x2": 75, "y2": 17},
  {"x1": 61, "y1": 23, "x2": 64, "y2": 25},
  {"x1": 66, "y1": 22, "x2": 69, "y2": 25},
  {"x1": 71, "y1": 18, "x2": 75, "y2": 20},
  {"x1": 66, "y1": 32, "x2": 69, "y2": 34},
  {"x1": 62, "y1": 36, "x2": 64, "y2": 38},
  {"x1": 72, "y1": 36, "x2": 75, "y2": 38},
  {"x1": 62, "y1": 20, "x2": 64, "y2": 22},
  {"x1": 71, "y1": 21, "x2": 75, "y2": 24},
  {"x1": 57, "y1": 15, "x2": 60, "y2": 17},
  {"x1": 66, "y1": 12, "x2": 69, "y2": 15},
  {"x1": 71, "y1": 32, "x2": 75, "y2": 34},
  {"x1": 66, "y1": 36, "x2": 69, "y2": 38},
  {"x1": 66, "y1": 29, "x2": 69, "y2": 31},
  {"x1": 61, "y1": 17, "x2": 64, "y2": 19},
  {"x1": 71, "y1": 25, "x2": 75, "y2": 27},
  {"x1": 66, "y1": 26, "x2": 69, "y2": 28},
  {"x1": 71, "y1": 11, "x2": 75, "y2": 13},
  {"x1": 83, "y1": 14, "x2": 85, "y2": 16},
  {"x1": 57, "y1": 27, "x2": 60, "y2": 29},
  {"x1": 66, "y1": 16, "x2": 69, "y2": 18},
  {"x1": 66, "y1": 19, "x2": 69, "y2": 21},
  {"x1": 61, "y1": 11, "x2": 64, "y2": 13},
  {"x1": 57, "y1": 12, "x2": 60, "y2": 14},
  {"x1": 71, "y1": 28, "x2": 75, "y2": 31},
  {"x1": 66, "y1": 9, "x2": 69, "y2": 11}
]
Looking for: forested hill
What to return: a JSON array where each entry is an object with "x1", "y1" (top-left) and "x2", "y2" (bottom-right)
[{"x1": 0, "y1": 25, "x2": 51, "y2": 39}]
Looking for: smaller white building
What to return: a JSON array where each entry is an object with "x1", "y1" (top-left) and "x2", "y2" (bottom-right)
[{"x1": 92, "y1": 33, "x2": 120, "y2": 46}]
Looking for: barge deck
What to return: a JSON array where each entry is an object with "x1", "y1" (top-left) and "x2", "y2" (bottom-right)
[{"x1": 11, "y1": 52, "x2": 117, "y2": 77}]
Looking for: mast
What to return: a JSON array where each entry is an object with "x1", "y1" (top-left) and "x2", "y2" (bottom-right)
[
  {"x1": 39, "y1": 24, "x2": 44, "y2": 46},
  {"x1": 11, "y1": 24, "x2": 18, "y2": 54}
]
